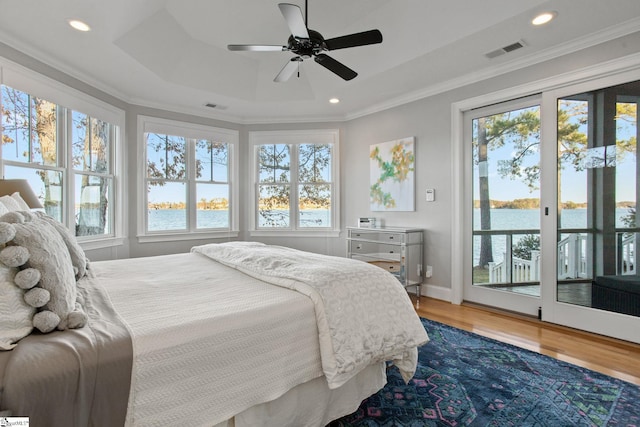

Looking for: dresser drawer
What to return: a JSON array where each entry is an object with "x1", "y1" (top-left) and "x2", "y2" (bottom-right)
[
  {"x1": 349, "y1": 241, "x2": 403, "y2": 259},
  {"x1": 349, "y1": 230, "x2": 405, "y2": 243},
  {"x1": 368, "y1": 260, "x2": 402, "y2": 274}
]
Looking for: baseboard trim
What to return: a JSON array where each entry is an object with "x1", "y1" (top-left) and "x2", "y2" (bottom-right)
[{"x1": 421, "y1": 284, "x2": 452, "y2": 303}]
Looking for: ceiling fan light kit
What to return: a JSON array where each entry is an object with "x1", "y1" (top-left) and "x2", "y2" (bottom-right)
[{"x1": 227, "y1": 1, "x2": 383, "y2": 82}]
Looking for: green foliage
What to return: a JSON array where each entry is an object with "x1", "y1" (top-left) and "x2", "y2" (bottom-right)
[
  {"x1": 258, "y1": 143, "x2": 332, "y2": 227},
  {"x1": 621, "y1": 208, "x2": 636, "y2": 229},
  {"x1": 513, "y1": 234, "x2": 540, "y2": 260}
]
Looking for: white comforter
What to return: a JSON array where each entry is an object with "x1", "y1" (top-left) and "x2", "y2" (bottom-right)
[
  {"x1": 192, "y1": 242, "x2": 429, "y2": 388},
  {"x1": 96, "y1": 253, "x2": 325, "y2": 426}
]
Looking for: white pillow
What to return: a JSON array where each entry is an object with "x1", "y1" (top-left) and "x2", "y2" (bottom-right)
[
  {"x1": 36, "y1": 212, "x2": 89, "y2": 278},
  {"x1": 0, "y1": 261, "x2": 35, "y2": 350},
  {"x1": 0, "y1": 202, "x2": 8, "y2": 216},
  {"x1": 0, "y1": 195, "x2": 21, "y2": 212},
  {"x1": 11, "y1": 192, "x2": 31, "y2": 211}
]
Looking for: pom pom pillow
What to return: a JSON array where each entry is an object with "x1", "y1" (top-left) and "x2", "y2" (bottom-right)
[
  {"x1": 0, "y1": 260, "x2": 35, "y2": 350},
  {"x1": 0, "y1": 211, "x2": 87, "y2": 337}
]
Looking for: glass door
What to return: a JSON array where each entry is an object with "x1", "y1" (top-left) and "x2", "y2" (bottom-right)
[
  {"x1": 540, "y1": 76, "x2": 640, "y2": 344},
  {"x1": 464, "y1": 96, "x2": 543, "y2": 316}
]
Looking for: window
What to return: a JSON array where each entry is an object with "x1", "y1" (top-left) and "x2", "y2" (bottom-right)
[
  {"x1": 138, "y1": 116, "x2": 238, "y2": 241},
  {"x1": 250, "y1": 130, "x2": 339, "y2": 235},
  {"x1": 1, "y1": 71, "x2": 122, "y2": 246}
]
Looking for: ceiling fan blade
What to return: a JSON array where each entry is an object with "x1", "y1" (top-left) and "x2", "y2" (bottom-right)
[
  {"x1": 324, "y1": 29, "x2": 383, "y2": 51},
  {"x1": 314, "y1": 54, "x2": 357, "y2": 81},
  {"x1": 274, "y1": 57, "x2": 302, "y2": 82},
  {"x1": 228, "y1": 45, "x2": 288, "y2": 52},
  {"x1": 278, "y1": 3, "x2": 309, "y2": 40}
]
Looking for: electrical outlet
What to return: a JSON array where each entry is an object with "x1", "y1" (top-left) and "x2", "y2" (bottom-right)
[{"x1": 426, "y1": 265, "x2": 433, "y2": 278}]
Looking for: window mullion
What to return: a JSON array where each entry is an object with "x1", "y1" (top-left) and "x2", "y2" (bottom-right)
[
  {"x1": 62, "y1": 106, "x2": 73, "y2": 230},
  {"x1": 290, "y1": 143, "x2": 299, "y2": 230},
  {"x1": 187, "y1": 138, "x2": 197, "y2": 231}
]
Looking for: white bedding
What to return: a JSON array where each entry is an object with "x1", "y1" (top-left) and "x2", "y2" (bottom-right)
[
  {"x1": 96, "y1": 243, "x2": 428, "y2": 426},
  {"x1": 192, "y1": 242, "x2": 429, "y2": 388},
  {"x1": 95, "y1": 252, "x2": 325, "y2": 426}
]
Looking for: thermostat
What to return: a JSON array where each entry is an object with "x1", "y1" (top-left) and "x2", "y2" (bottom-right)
[{"x1": 426, "y1": 188, "x2": 435, "y2": 202}]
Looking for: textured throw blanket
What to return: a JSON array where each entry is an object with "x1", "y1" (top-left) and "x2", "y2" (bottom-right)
[{"x1": 192, "y1": 242, "x2": 429, "y2": 388}]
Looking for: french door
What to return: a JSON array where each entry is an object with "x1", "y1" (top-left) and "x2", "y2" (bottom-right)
[
  {"x1": 463, "y1": 96, "x2": 543, "y2": 317},
  {"x1": 539, "y1": 73, "x2": 640, "y2": 343},
  {"x1": 463, "y1": 72, "x2": 640, "y2": 343}
]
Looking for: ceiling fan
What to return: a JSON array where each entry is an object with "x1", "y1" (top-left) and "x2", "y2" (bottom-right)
[{"x1": 227, "y1": 1, "x2": 383, "y2": 82}]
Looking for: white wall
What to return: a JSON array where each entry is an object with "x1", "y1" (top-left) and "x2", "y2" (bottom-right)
[{"x1": 2, "y1": 31, "x2": 640, "y2": 300}]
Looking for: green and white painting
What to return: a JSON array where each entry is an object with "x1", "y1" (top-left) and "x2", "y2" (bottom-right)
[{"x1": 370, "y1": 137, "x2": 415, "y2": 211}]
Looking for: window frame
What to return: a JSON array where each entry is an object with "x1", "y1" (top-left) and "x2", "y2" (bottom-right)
[
  {"x1": 0, "y1": 59, "x2": 125, "y2": 250},
  {"x1": 137, "y1": 115, "x2": 239, "y2": 243},
  {"x1": 249, "y1": 129, "x2": 340, "y2": 237}
]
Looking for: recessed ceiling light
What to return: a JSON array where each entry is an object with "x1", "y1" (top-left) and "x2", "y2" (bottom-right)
[
  {"x1": 532, "y1": 12, "x2": 556, "y2": 26},
  {"x1": 329, "y1": 98, "x2": 340, "y2": 104},
  {"x1": 68, "y1": 19, "x2": 91, "y2": 32}
]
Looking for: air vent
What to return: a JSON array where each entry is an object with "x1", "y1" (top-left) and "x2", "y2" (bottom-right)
[
  {"x1": 485, "y1": 40, "x2": 526, "y2": 59},
  {"x1": 503, "y1": 41, "x2": 524, "y2": 52}
]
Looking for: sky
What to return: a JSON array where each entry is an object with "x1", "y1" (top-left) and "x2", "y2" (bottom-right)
[{"x1": 473, "y1": 102, "x2": 637, "y2": 204}]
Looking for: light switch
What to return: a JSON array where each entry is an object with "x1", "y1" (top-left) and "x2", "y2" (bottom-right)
[{"x1": 426, "y1": 188, "x2": 435, "y2": 202}]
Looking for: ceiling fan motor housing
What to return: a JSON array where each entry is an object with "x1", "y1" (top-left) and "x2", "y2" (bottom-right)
[{"x1": 287, "y1": 29, "x2": 326, "y2": 59}]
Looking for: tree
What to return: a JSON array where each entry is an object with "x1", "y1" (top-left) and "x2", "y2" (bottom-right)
[
  {"x1": 2, "y1": 86, "x2": 116, "y2": 235},
  {"x1": 74, "y1": 115, "x2": 111, "y2": 236},
  {"x1": 473, "y1": 108, "x2": 540, "y2": 268},
  {"x1": 146, "y1": 136, "x2": 227, "y2": 195},
  {"x1": 1, "y1": 87, "x2": 60, "y2": 216},
  {"x1": 513, "y1": 234, "x2": 540, "y2": 260},
  {"x1": 257, "y1": 143, "x2": 332, "y2": 227},
  {"x1": 257, "y1": 144, "x2": 291, "y2": 226},
  {"x1": 474, "y1": 96, "x2": 637, "y2": 274}
]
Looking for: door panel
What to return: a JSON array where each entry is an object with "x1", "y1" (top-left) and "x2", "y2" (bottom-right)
[
  {"x1": 556, "y1": 81, "x2": 639, "y2": 315},
  {"x1": 540, "y1": 73, "x2": 640, "y2": 344},
  {"x1": 464, "y1": 96, "x2": 542, "y2": 316}
]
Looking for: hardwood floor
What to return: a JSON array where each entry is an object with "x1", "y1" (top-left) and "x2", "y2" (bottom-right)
[{"x1": 412, "y1": 296, "x2": 640, "y2": 386}]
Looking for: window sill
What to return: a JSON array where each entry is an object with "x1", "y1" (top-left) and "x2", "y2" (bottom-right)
[
  {"x1": 78, "y1": 237, "x2": 126, "y2": 251},
  {"x1": 249, "y1": 229, "x2": 341, "y2": 238},
  {"x1": 137, "y1": 230, "x2": 239, "y2": 243}
]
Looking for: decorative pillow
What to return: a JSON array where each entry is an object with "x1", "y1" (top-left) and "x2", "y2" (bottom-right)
[
  {"x1": 11, "y1": 192, "x2": 31, "y2": 211},
  {"x1": 0, "y1": 211, "x2": 87, "y2": 333},
  {"x1": 0, "y1": 195, "x2": 21, "y2": 212},
  {"x1": 35, "y1": 212, "x2": 89, "y2": 279},
  {"x1": 0, "y1": 261, "x2": 35, "y2": 350}
]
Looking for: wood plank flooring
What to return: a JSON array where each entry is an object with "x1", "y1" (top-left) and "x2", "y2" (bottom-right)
[{"x1": 413, "y1": 296, "x2": 640, "y2": 386}]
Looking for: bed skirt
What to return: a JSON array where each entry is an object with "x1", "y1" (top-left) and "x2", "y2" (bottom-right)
[{"x1": 216, "y1": 362, "x2": 387, "y2": 427}]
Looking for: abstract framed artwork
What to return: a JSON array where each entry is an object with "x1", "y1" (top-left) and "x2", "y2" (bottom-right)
[{"x1": 370, "y1": 137, "x2": 415, "y2": 211}]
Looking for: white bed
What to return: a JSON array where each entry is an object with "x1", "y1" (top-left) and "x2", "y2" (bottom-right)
[{"x1": 1, "y1": 240, "x2": 429, "y2": 426}]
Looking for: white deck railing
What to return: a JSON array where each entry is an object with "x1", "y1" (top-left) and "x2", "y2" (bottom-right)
[
  {"x1": 621, "y1": 233, "x2": 636, "y2": 275},
  {"x1": 487, "y1": 233, "x2": 636, "y2": 283},
  {"x1": 488, "y1": 250, "x2": 540, "y2": 283}
]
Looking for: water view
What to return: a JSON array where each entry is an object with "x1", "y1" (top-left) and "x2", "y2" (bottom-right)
[
  {"x1": 473, "y1": 208, "x2": 633, "y2": 266},
  {"x1": 147, "y1": 208, "x2": 331, "y2": 230}
]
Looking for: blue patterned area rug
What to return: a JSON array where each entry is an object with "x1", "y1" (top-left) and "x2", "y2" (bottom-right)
[{"x1": 332, "y1": 318, "x2": 640, "y2": 426}]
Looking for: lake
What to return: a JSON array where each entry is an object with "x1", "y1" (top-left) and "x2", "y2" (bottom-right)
[
  {"x1": 473, "y1": 208, "x2": 634, "y2": 265},
  {"x1": 147, "y1": 208, "x2": 331, "y2": 230},
  {"x1": 144, "y1": 208, "x2": 633, "y2": 266}
]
